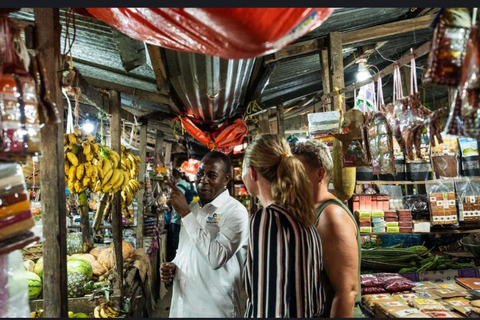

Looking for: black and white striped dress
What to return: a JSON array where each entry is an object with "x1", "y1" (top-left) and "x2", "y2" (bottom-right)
[{"x1": 245, "y1": 203, "x2": 324, "y2": 318}]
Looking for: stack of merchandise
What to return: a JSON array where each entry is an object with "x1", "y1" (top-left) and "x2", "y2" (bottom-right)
[
  {"x1": 0, "y1": 163, "x2": 38, "y2": 254},
  {"x1": 361, "y1": 274, "x2": 480, "y2": 318}
]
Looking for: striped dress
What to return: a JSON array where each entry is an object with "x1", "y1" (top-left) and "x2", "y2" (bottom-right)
[{"x1": 244, "y1": 203, "x2": 324, "y2": 318}]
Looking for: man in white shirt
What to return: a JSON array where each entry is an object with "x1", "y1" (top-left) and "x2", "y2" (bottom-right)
[{"x1": 162, "y1": 151, "x2": 249, "y2": 318}]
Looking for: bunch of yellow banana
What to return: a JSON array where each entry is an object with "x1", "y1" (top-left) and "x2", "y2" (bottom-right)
[
  {"x1": 64, "y1": 128, "x2": 103, "y2": 194},
  {"x1": 121, "y1": 179, "x2": 141, "y2": 208},
  {"x1": 93, "y1": 302, "x2": 119, "y2": 318}
]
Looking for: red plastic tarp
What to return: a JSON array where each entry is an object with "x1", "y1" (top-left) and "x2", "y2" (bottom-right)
[
  {"x1": 84, "y1": 8, "x2": 335, "y2": 59},
  {"x1": 177, "y1": 116, "x2": 248, "y2": 152}
]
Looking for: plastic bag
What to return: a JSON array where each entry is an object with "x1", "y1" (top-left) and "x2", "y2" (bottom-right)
[
  {"x1": 458, "y1": 137, "x2": 480, "y2": 176},
  {"x1": 0, "y1": 250, "x2": 31, "y2": 317},
  {"x1": 361, "y1": 274, "x2": 385, "y2": 287},
  {"x1": 403, "y1": 195, "x2": 430, "y2": 220},
  {"x1": 430, "y1": 135, "x2": 460, "y2": 178},
  {"x1": 426, "y1": 180, "x2": 458, "y2": 226},
  {"x1": 0, "y1": 163, "x2": 38, "y2": 255},
  {"x1": 423, "y1": 8, "x2": 471, "y2": 87},
  {"x1": 361, "y1": 286, "x2": 386, "y2": 295},
  {"x1": 368, "y1": 112, "x2": 396, "y2": 175},
  {"x1": 455, "y1": 177, "x2": 480, "y2": 222},
  {"x1": 384, "y1": 276, "x2": 415, "y2": 292},
  {"x1": 83, "y1": 8, "x2": 335, "y2": 59}
]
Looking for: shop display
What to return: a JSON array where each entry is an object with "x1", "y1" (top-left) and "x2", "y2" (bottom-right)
[
  {"x1": 455, "y1": 177, "x2": 480, "y2": 221},
  {"x1": 426, "y1": 180, "x2": 458, "y2": 225}
]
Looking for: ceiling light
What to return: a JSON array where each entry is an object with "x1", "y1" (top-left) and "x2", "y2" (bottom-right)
[{"x1": 356, "y1": 58, "x2": 371, "y2": 82}]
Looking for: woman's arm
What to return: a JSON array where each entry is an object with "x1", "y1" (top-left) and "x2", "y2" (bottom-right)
[{"x1": 317, "y1": 205, "x2": 359, "y2": 318}]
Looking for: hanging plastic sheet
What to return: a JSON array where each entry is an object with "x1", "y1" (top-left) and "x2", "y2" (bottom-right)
[
  {"x1": 82, "y1": 8, "x2": 335, "y2": 59},
  {"x1": 177, "y1": 116, "x2": 248, "y2": 153}
]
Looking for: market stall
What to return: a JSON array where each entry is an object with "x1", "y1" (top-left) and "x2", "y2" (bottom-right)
[{"x1": 1, "y1": 6, "x2": 480, "y2": 319}]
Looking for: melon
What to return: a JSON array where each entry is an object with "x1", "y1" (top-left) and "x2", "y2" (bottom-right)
[
  {"x1": 24, "y1": 260, "x2": 35, "y2": 272},
  {"x1": 109, "y1": 241, "x2": 135, "y2": 259},
  {"x1": 67, "y1": 258, "x2": 93, "y2": 280},
  {"x1": 67, "y1": 232, "x2": 83, "y2": 255},
  {"x1": 89, "y1": 246, "x2": 107, "y2": 259},
  {"x1": 97, "y1": 248, "x2": 115, "y2": 270},
  {"x1": 70, "y1": 254, "x2": 96, "y2": 264},
  {"x1": 33, "y1": 257, "x2": 44, "y2": 278},
  {"x1": 90, "y1": 260, "x2": 107, "y2": 276},
  {"x1": 26, "y1": 271, "x2": 42, "y2": 300}
]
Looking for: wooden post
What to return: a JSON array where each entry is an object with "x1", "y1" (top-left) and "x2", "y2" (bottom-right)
[
  {"x1": 109, "y1": 90, "x2": 124, "y2": 300},
  {"x1": 136, "y1": 122, "x2": 147, "y2": 250},
  {"x1": 276, "y1": 105, "x2": 285, "y2": 138},
  {"x1": 34, "y1": 8, "x2": 68, "y2": 318},
  {"x1": 154, "y1": 130, "x2": 164, "y2": 166},
  {"x1": 259, "y1": 112, "x2": 270, "y2": 133},
  {"x1": 328, "y1": 32, "x2": 346, "y2": 113},
  {"x1": 164, "y1": 143, "x2": 172, "y2": 166},
  {"x1": 320, "y1": 48, "x2": 331, "y2": 111}
]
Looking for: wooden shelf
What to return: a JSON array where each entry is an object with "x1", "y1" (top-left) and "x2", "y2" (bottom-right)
[
  {"x1": 69, "y1": 225, "x2": 136, "y2": 229},
  {"x1": 361, "y1": 228, "x2": 480, "y2": 236},
  {"x1": 357, "y1": 180, "x2": 428, "y2": 185}
]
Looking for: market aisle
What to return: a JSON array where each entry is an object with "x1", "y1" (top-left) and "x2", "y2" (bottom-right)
[{"x1": 153, "y1": 286, "x2": 248, "y2": 318}]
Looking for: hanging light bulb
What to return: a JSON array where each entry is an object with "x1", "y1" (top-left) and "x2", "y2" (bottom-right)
[
  {"x1": 82, "y1": 119, "x2": 95, "y2": 134},
  {"x1": 356, "y1": 58, "x2": 371, "y2": 82}
]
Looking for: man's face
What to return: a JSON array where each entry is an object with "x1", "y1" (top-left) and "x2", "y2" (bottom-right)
[{"x1": 195, "y1": 157, "x2": 230, "y2": 203}]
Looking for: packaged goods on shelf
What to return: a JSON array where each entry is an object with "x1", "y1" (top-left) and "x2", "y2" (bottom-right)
[{"x1": 426, "y1": 180, "x2": 459, "y2": 225}]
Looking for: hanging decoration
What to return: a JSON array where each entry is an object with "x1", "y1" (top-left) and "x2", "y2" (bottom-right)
[
  {"x1": 81, "y1": 8, "x2": 334, "y2": 59},
  {"x1": 181, "y1": 158, "x2": 200, "y2": 176}
]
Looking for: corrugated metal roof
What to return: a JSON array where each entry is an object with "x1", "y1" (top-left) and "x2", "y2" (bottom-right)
[{"x1": 164, "y1": 50, "x2": 255, "y2": 124}]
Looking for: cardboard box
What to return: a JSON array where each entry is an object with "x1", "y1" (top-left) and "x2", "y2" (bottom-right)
[
  {"x1": 360, "y1": 226, "x2": 373, "y2": 233},
  {"x1": 386, "y1": 221, "x2": 399, "y2": 228},
  {"x1": 372, "y1": 210, "x2": 385, "y2": 218}
]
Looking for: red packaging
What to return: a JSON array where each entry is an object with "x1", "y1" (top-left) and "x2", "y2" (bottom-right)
[
  {"x1": 399, "y1": 227, "x2": 413, "y2": 233},
  {"x1": 397, "y1": 209, "x2": 412, "y2": 215},
  {"x1": 384, "y1": 210, "x2": 398, "y2": 218},
  {"x1": 383, "y1": 196, "x2": 390, "y2": 211},
  {"x1": 385, "y1": 217, "x2": 399, "y2": 222},
  {"x1": 399, "y1": 221, "x2": 413, "y2": 227},
  {"x1": 360, "y1": 221, "x2": 372, "y2": 228},
  {"x1": 399, "y1": 215, "x2": 413, "y2": 221},
  {"x1": 353, "y1": 195, "x2": 360, "y2": 212},
  {"x1": 361, "y1": 274, "x2": 385, "y2": 287},
  {"x1": 384, "y1": 276, "x2": 415, "y2": 292},
  {"x1": 371, "y1": 195, "x2": 377, "y2": 210},
  {"x1": 360, "y1": 196, "x2": 366, "y2": 210},
  {"x1": 362, "y1": 286, "x2": 387, "y2": 295}
]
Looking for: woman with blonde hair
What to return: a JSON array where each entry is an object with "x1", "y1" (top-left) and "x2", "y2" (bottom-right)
[
  {"x1": 241, "y1": 133, "x2": 324, "y2": 318},
  {"x1": 292, "y1": 139, "x2": 361, "y2": 318}
]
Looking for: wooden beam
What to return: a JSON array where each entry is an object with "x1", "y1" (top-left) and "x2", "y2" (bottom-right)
[
  {"x1": 35, "y1": 8, "x2": 68, "y2": 318},
  {"x1": 341, "y1": 14, "x2": 434, "y2": 45},
  {"x1": 76, "y1": 71, "x2": 140, "y2": 125},
  {"x1": 329, "y1": 32, "x2": 346, "y2": 113},
  {"x1": 263, "y1": 15, "x2": 433, "y2": 64},
  {"x1": 264, "y1": 38, "x2": 325, "y2": 64},
  {"x1": 319, "y1": 41, "x2": 432, "y2": 101},
  {"x1": 276, "y1": 105, "x2": 285, "y2": 138},
  {"x1": 343, "y1": 42, "x2": 387, "y2": 69},
  {"x1": 259, "y1": 112, "x2": 270, "y2": 133},
  {"x1": 84, "y1": 76, "x2": 177, "y2": 111},
  {"x1": 136, "y1": 122, "x2": 147, "y2": 250},
  {"x1": 320, "y1": 47, "x2": 330, "y2": 108},
  {"x1": 146, "y1": 44, "x2": 168, "y2": 92},
  {"x1": 109, "y1": 90, "x2": 124, "y2": 300}
]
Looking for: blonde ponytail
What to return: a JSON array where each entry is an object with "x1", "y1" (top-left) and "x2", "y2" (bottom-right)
[{"x1": 244, "y1": 134, "x2": 316, "y2": 227}]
